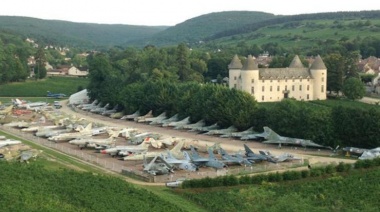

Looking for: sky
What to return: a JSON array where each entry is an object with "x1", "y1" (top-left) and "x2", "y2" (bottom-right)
[{"x1": 1, "y1": 0, "x2": 378, "y2": 26}]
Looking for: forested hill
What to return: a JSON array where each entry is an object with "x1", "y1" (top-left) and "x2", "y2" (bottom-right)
[
  {"x1": 0, "y1": 16, "x2": 168, "y2": 49},
  {"x1": 129, "y1": 11, "x2": 276, "y2": 47}
]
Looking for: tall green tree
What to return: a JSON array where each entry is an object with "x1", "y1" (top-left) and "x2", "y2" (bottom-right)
[
  {"x1": 34, "y1": 47, "x2": 47, "y2": 79},
  {"x1": 342, "y1": 77, "x2": 366, "y2": 100},
  {"x1": 176, "y1": 43, "x2": 191, "y2": 81}
]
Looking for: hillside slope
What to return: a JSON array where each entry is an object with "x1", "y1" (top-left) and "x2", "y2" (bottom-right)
[{"x1": 0, "y1": 16, "x2": 168, "y2": 48}]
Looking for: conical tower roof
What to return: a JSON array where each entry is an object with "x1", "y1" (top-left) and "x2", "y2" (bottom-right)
[
  {"x1": 228, "y1": 55, "x2": 243, "y2": 69},
  {"x1": 289, "y1": 55, "x2": 304, "y2": 68},
  {"x1": 310, "y1": 55, "x2": 326, "y2": 69},
  {"x1": 242, "y1": 55, "x2": 258, "y2": 70}
]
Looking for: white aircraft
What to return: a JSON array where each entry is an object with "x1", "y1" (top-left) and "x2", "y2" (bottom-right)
[
  {"x1": 0, "y1": 139, "x2": 22, "y2": 148},
  {"x1": 153, "y1": 114, "x2": 178, "y2": 125},
  {"x1": 122, "y1": 139, "x2": 185, "y2": 161},
  {"x1": 163, "y1": 116, "x2": 190, "y2": 128},
  {"x1": 48, "y1": 123, "x2": 94, "y2": 142},
  {"x1": 143, "y1": 112, "x2": 166, "y2": 124},
  {"x1": 13, "y1": 98, "x2": 48, "y2": 110},
  {"x1": 100, "y1": 138, "x2": 151, "y2": 157},
  {"x1": 21, "y1": 125, "x2": 62, "y2": 132},
  {"x1": 359, "y1": 147, "x2": 380, "y2": 160},
  {"x1": 204, "y1": 125, "x2": 237, "y2": 136},
  {"x1": 148, "y1": 137, "x2": 175, "y2": 149},
  {"x1": 181, "y1": 119, "x2": 205, "y2": 130},
  {"x1": 69, "y1": 134, "x2": 117, "y2": 150},
  {"x1": 161, "y1": 151, "x2": 198, "y2": 171}
]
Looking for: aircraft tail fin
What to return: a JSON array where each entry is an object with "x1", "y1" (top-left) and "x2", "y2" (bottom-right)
[
  {"x1": 138, "y1": 137, "x2": 151, "y2": 148},
  {"x1": 264, "y1": 126, "x2": 280, "y2": 140},
  {"x1": 218, "y1": 147, "x2": 228, "y2": 157},
  {"x1": 171, "y1": 140, "x2": 184, "y2": 153},
  {"x1": 190, "y1": 145, "x2": 200, "y2": 159},
  {"x1": 183, "y1": 151, "x2": 191, "y2": 161},
  {"x1": 207, "y1": 148, "x2": 216, "y2": 159},
  {"x1": 244, "y1": 144, "x2": 254, "y2": 155},
  {"x1": 83, "y1": 123, "x2": 92, "y2": 132}
]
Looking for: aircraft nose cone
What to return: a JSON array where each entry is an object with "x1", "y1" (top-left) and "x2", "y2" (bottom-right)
[{"x1": 100, "y1": 150, "x2": 107, "y2": 154}]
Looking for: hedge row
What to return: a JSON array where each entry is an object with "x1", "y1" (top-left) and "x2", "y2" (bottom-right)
[{"x1": 182, "y1": 158, "x2": 380, "y2": 188}]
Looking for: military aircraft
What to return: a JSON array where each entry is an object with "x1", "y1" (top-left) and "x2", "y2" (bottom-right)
[
  {"x1": 16, "y1": 149, "x2": 41, "y2": 163},
  {"x1": 240, "y1": 127, "x2": 270, "y2": 141},
  {"x1": 77, "y1": 100, "x2": 98, "y2": 109},
  {"x1": 122, "y1": 140, "x2": 185, "y2": 161},
  {"x1": 128, "y1": 132, "x2": 160, "y2": 145},
  {"x1": 148, "y1": 137, "x2": 175, "y2": 149},
  {"x1": 220, "y1": 127, "x2": 256, "y2": 138},
  {"x1": 69, "y1": 134, "x2": 117, "y2": 150},
  {"x1": 110, "y1": 111, "x2": 124, "y2": 119},
  {"x1": 13, "y1": 99, "x2": 48, "y2": 111},
  {"x1": 204, "y1": 125, "x2": 238, "y2": 136},
  {"x1": 142, "y1": 112, "x2": 166, "y2": 124},
  {"x1": 261, "y1": 127, "x2": 330, "y2": 149},
  {"x1": 47, "y1": 123, "x2": 94, "y2": 142},
  {"x1": 218, "y1": 147, "x2": 252, "y2": 166},
  {"x1": 153, "y1": 114, "x2": 178, "y2": 125},
  {"x1": 134, "y1": 110, "x2": 153, "y2": 122},
  {"x1": 90, "y1": 103, "x2": 109, "y2": 114},
  {"x1": 143, "y1": 155, "x2": 173, "y2": 175},
  {"x1": 47, "y1": 91, "x2": 66, "y2": 98},
  {"x1": 0, "y1": 139, "x2": 22, "y2": 148},
  {"x1": 100, "y1": 138, "x2": 151, "y2": 157},
  {"x1": 181, "y1": 119, "x2": 205, "y2": 130},
  {"x1": 120, "y1": 110, "x2": 140, "y2": 120},
  {"x1": 243, "y1": 144, "x2": 277, "y2": 163},
  {"x1": 163, "y1": 116, "x2": 190, "y2": 128},
  {"x1": 0, "y1": 135, "x2": 6, "y2": 140},
  {"x1": 188, "y1": 146, "x2": 226, "y2": 169},
  {"x1": 0, "y1": 105, "x2": 13, "y2": 115},
  {"x1": 35, "y1": 128, "x2": 73, "y2": 138},
  {"x1": 189, "y1": 123, "x2": 219, "y2": 133},
  {"x1": 166, "y1": 178, "x2": 187, "y2": 188},
  {"x1": 82, "y1": 101, "x2": 102, "y2": 111},
  {"x1": 161, "y1": 151, "x2": 198, "y2": 171},
  {"x1": 258, "y1": 150, "x2": 301, "y2": 162},
  {"x1": 101, "y1": 104, "x2": 119, "y2": 116},
  {"x1": 21, "y1": 125, "x2": 62, "y2": 132}
]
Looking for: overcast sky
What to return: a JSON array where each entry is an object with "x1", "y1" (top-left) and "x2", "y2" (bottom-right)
[{"x1": 1, "y1": 0, "x2": 378, "y2": 26}]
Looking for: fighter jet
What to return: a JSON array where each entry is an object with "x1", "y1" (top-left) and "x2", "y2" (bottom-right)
[
  {"x1": 110, "y1": 111, "x2": 125, "y2": 119},
  {"x1": 47, "y1": 123, "x2": 94, "y2": 142},
  {"x1": 77, "y1": 100, "x2": 98, "y2": 109},
  {"x1": 47, "y1": 91, "x2": 66, "y2": 98},
  {"x1": 148, "y1": 137, "x2": 175, "y2": 149},
  {"x1": 128, "y1": 132, "x2": 160, "y2": 145},
  {"x1": 218, "y1": 147, "x2": 252, "y2": 166},
  {"x1": 220, "y1": 127, "x2": 256, "y2": 138},
  {"x1": 262, "y1": 127, "x2": 329, "y2": 149},
  {"x1": 204, "y1": 125, "x2": 238, "y2": 136},
  {"x1": 0, "y1": 139, "x2": 22, "y2": 148},
  {"x1": 163, "y1": 116, "x2": 190, "y2": 128},
  {"x1": 142, "y1": 112, "x2": 166, "y2": 124},
  {"x1": 120, "y1": 110, "x2": 140, "y2": 120},
  {"x1": 122, "y1": 140, "x2": 185, "y2": 161},
  {"x1": 161, "y1": 151, "x2": 198, "y2": 171},
  {"x1": 69, "y1": 134, "x2": 117, "y2": 150},
  {"x1": 243, "y1": 144, "x2": 277, "y2": 163},
  {"x1": 240, "y1": 127, "x2": 270, "y2": 141},
  {"x1": 35, "y1": 128, "x2": 73, "y2": 138},
  {"x1": 143, "y1": 155, "x2": 173, "y2": 176},
  {"x1": 189, "y1": 123, "x2": 219, "y2": 133},
  {"x1": 21, "y1": 125, "x2": 62, "y2": 132},
  {"x1": 101, "y1": 104, "x2": 119, "y2": 116},
  {"x1": 16, "y1": 149, "x2": 41, "y2": 163},
  {"x1": 181, "y1": 119, "x2": 205, "y2": 130},
  {"x1": 13, "y1": 98, "x2": 48, "y2": 110},
  {"x1": 342, "y1": 147, "x2": 368, "y2": 157},
  {"x1": 90, "y1": 103, "x2": 110, "y2": 114},
  {"x1": 153, "y1": 114, "x2": 178, "y2": 125},
  {"x1": 258, "y1": 150, "x2": 301, "y2": 162},
  {"x1": 188, "y1": 146, "x2": 226, "y2": 169},
  {"x1": 134, "y1": 110, "x2": 153, "y2": 122},
  {"x1": 0, "y1": 105, "x2": 13, "y2": 115},
  {"x1": 100, "y1": 138, "x2": 151, "y2": 157}
]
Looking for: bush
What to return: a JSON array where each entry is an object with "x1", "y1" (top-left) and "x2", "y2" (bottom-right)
[
  {"x1": 301, "y1": 170, "x2": 310, "y2": 178},
  {"x1": 325, "y1": 164, "x2": 336, "y2": 174}
]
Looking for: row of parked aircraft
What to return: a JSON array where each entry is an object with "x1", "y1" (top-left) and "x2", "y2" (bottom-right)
[{"x1": 76, "y1": 100, "x2": 331, "y2": 150}]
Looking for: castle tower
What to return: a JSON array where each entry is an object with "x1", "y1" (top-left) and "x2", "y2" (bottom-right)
[
  {"x1": 310, "y1": 55, "x2": 327, "y2": 100},
  {"x1": 289, "y1": 55, "x2": 305, "y2": 68},
  {"x1": 241, "y1": 55, "x2": 259, "y2": 95},
  {"x1": 228, "y1": 55, "x2": 243, "y2": 89}
]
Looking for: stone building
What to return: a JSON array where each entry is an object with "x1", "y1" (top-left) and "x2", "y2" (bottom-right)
[{"x1": 229, "y1": 55, "x2": 327, "y2": 102}]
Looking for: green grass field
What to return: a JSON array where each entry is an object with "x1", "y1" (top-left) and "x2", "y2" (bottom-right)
[{"x1": 0, "y1": 76, "x2": 89, "y2": 97}]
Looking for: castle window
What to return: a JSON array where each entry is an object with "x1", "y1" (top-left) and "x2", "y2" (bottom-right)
[
  {"x1": 322, "y1": 77, "x2": 324, "y2": 82},
  {"x1": 292, "y1": 79, "x2": 295, "y2": 82},
  {"x1": 307, "y1": 94, "x2": 309, "y2": 100},
  {"x1": 262, "y1": 80, "x2": 265, "y2": 83},
  {"x1": 307, "y1": 85, "x2": 309, "y2": 91},
  {"x1": 251, "y1": 87, "x2": 254, "y2": 94},
  {"x1": 270, "y1": 86, "x2": 272, "y2": 92},
  {"x1": 262, "y1": 86, "x2": 265, "y2": 92},
  {"x1": 292, "y1": 85, "x2": 294, "y2": 91},
  {"x1": 307, "y1": 79, "x2": 310, "y2": 82},
  {"x1": 262, "y1": 96, "x2": 264, "y2": 101},
  {"x1": 251, "y1": 79, "x2": 254, "y2": 83},
  {"x1": 234, "y1": 76, "x2": 237, "y2": 80},
  {"x1": 270, "y1": 80, "x2": 272, "y2": 83},
  {"x1": 300, "y1": 79, "x2": 302, "y2": 82},
  {"x1": 234, "y1": 84, "x2": 236, "y2": 89},
  {"x1": 321, "y1": 85, "x2": 324, "y2": 92},
  {"x1": 299, "y1": 85, "x2": 302, "y2": 91},
  {"x1": 285, "y1": 79, "x2": 287, "y2": 82},
  {"x1": 277, "y1": 86, "x2": 280, "y2": 91},
  {"x1": 285, "y1": 85, "x2": 288, "y2": 91}
]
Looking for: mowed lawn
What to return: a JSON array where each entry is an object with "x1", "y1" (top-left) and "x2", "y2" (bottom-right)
[{"x1": 0, "y1": 77, "x2": 89, "y2": 97}]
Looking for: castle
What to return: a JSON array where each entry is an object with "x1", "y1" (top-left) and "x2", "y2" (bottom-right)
[{"x1": 228, "y1": 55, "x2": 327, "y2": 102}]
